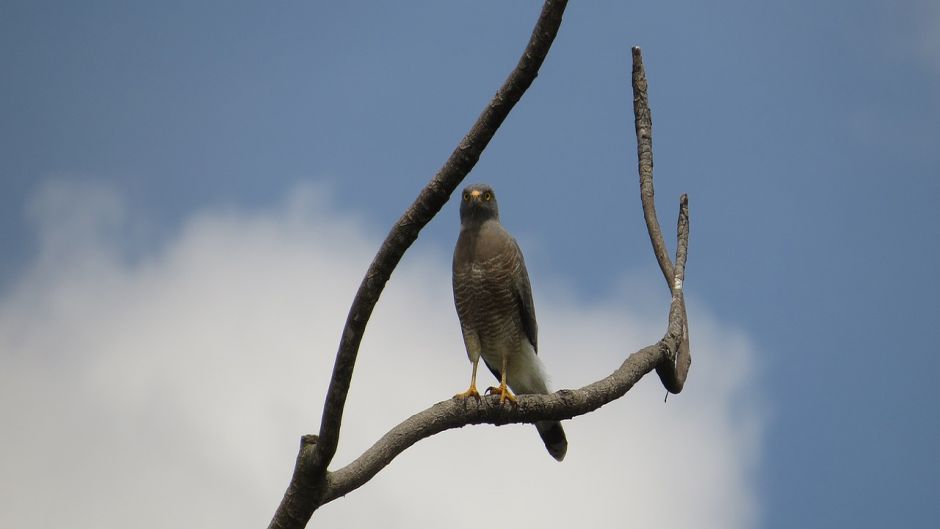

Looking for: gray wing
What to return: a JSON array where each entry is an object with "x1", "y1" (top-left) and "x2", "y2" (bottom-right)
[
  {"x1": 511, "y1": 238, "x2": 538, "y2": 353},
  {"x1": 452, "y1": 229, "x2": 475, "y2": 331}
]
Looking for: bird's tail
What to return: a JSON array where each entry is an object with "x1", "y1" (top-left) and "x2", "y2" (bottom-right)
[{"x1": 536, "y1": 420, "x2": 567, "y2": 462}]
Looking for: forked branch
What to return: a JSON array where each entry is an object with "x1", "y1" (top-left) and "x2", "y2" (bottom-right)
[
  {"x1": 267, "y1": 11, "x2": 692, "y2": 529},
  {"x1": 632, "y1": 46, "x2": 692, "y2": 392},
  {"x1": 268, "y1": 2, "x2": 569, "y2": 527}
]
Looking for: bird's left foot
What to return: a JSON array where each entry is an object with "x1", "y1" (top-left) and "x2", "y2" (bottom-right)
[{"x1": 485, "y1": 384, "x2": 517, "y2": 405}]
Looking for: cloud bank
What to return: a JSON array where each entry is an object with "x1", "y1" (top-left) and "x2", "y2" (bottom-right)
[{"x1": 0, "y1": 181, "x2": 761, "y2": 528}]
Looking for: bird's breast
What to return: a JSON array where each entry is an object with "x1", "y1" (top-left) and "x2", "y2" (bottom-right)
[{"x1": 453, "y1": 254, "x2": 522, "y2": 349}]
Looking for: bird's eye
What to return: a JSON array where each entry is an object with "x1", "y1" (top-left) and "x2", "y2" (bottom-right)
[
  {"x1": 462, "y1": 192, "x2": 470, "y2": 201},
  {"x1": 483, "y1": 191, "x2": 492, "y2": 201}
]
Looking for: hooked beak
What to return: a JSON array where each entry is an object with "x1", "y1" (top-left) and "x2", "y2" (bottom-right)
[{"x1": 466, "y1": 189, "x2": 483, "y2": 205}]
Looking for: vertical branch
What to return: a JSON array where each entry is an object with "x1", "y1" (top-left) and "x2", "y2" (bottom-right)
[
  {"x1": 656, "y1": 195, "x2": 691, "y2": 393},
  {"x1": 674, "y1": 194, "x2": 691, "y2": 389},
  {"x1": 632, "y1": 46, "x2": 675, "y2": 292},
  {"x1": 632, "y1": 46, "x2": 691, "y2": 393},
  {"x1": 673, "y1": 195, "x2": 689, "y2": 290}
]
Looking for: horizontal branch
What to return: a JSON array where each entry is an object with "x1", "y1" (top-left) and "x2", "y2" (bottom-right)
[
  {"x1": 322, "y1": 197, "x2": 692, "y2": 500},
  {"x1": 320, "y1": 190, "x2": 692, "y2": 501},
  {"x1": 325, "y1": 184, "x2": 690, "y2": 500},
  {"x1": 324, "y1": 341, "x2": 669, "y2": 502}
]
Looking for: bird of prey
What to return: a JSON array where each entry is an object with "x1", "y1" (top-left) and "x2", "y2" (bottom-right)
[{"x1": 452, "y1": 183, "x2": 567, "y2": 461}]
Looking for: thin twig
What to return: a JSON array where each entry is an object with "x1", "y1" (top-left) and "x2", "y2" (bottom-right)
[
  {"x1": 632, "y1": 46, "x2": 675, "y2": 292},
  {"x1": 674, "y1": 194, "x2": 689, "y2": 287},
  {"x1": 673, "y1": 194, "x2": 692, "y2": 390},
  {"x1": 655, "y1": 195, "x2": 691, "y2": 393}
]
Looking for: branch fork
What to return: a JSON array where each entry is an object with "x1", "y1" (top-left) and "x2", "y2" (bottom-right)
[{"x1": 268, "y1": 5, "x2": 691, "y2": 528}]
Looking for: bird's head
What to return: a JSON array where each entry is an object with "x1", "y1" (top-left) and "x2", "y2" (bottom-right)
[{"x1": 458, "y1": 183, "x2": 499, "y2": 226}]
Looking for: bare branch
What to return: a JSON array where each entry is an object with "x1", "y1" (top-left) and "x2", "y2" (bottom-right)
[
  {"x1": 632, "y1": 46, "x2": 692, "y2": 394},
  {"x1": 324, "y1": 189, "x2": 691, "y2": 498},
  {"x1": 321, "y1": 186, "x2": 693, "y2": 503},
  {"x1": 268, "y1": 21, "x2": 694, "y2": 529},
  {"x1": 268, "y1": 2, "x2": 569, "y2": 527},
  {"x1": 324, "y1": 343, "x2": 665, "y2": 502},
  {"x1": 674, "y1": 194, "x2": 689, "y2": 287},
  {"x1": 313, "y1": 0, "x2": 568, "y2": 474},
  {"x1": 655, "y1": 194, "x2": 691, "y2": 393},
  {"x1": 632, "y1": 46, "x2": 675, "y2": 292}
]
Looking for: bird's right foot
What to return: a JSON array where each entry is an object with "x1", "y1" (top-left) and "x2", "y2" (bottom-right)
[{"x1": 453, "y1": 385, "x2": 481, "y2": 400}]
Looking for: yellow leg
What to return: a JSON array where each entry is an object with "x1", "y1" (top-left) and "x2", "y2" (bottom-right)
[
  {"x1": 485, "y1": 353, "x2": 517, "y2": 404},
  {"x1": 454, "y1": 359, "x2": 481, "y2": 400}
]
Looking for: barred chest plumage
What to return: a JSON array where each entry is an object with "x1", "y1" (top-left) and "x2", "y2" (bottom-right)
[
  {"x1": 454, "y1": 251, "x2": 525, "y2": 356},
  {"x1": 451, "y1": 183, "x2": 566, "y2": 461}
]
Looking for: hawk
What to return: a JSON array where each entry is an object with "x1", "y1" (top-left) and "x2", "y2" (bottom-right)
[{"x1": 452, "y1": 183, "x2": 567, "y2": 461}]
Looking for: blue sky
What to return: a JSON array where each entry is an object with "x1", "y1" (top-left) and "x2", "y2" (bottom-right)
[{"x1": 1, "y1": 1, "x2": 938, "y2": 528}]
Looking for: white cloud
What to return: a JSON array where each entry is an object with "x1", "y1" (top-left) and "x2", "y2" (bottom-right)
[{"x1": 0, "y1": 181, "x2": 762, "y2": 529}]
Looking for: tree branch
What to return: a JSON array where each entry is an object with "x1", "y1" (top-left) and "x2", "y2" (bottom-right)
[
  {"x1": 655, "y1": 193, "x2": 691, "y2": 393},
  {"x1": 632, "y1": 46, "x2": 675, "y2": 292},
  {"x1": 268, "y1": 2, "x2": 569, "y2": 527},
  {"x1": 268, "y1": 20, "x2": 694, "y2": 529},
  {"x1": 324, "y1": 343, "x2": 664, "y2": 502},
  {"x1": 323, "y1": 183, "x2": 691, "y2": 500},
  {"x1": 632, "y1": 46, "x2": 692, "y2": 394},
  {"x1": 323, "y1": 185, "x2": 691, "y2": 500}
]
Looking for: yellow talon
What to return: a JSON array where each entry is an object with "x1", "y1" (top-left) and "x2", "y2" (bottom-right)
[
  {"x1": 485, "y1": 384, "x2": 517, "y2": 404},
  {"x1": 454, "y1": 384, "x2": 481, "y2": 400}
]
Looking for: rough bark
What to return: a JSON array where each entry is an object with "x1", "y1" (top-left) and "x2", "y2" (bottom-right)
[{"x1": 632, "y1": 46, "x2": 692, "y2": 392}]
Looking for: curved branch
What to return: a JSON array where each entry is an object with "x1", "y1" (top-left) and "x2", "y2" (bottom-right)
[
  {"x1": 323, "y1": 193, "x2": 692, "y2": 501},
  {"x1": 324, "y1": 343, "x2": 664, "y2": 502},
  {"x1": 269, "y1": 23, "x2": 694, "y2": 529},
  {"x1": 313, "y1": 0, "x2": 568, "y2": 475},
  {"x1": 268, "y1": 2, "x2": 569, "y2": 528},
  {"x1": 325, "y1": 191, "x2": 691, "y2": 500}
]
